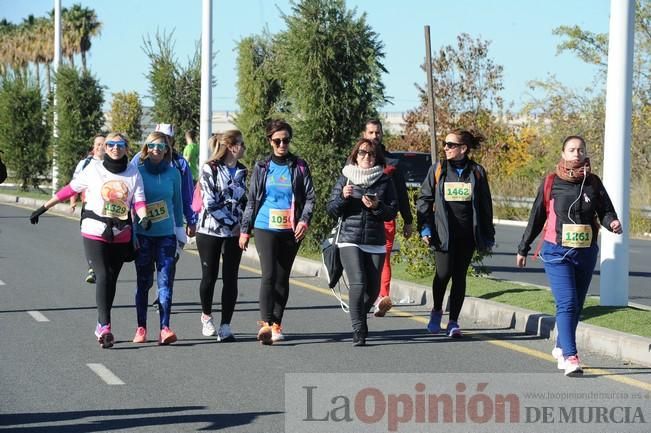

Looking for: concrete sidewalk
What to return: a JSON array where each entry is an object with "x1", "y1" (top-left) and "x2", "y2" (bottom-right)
[{"x1": 4, "y1": 192, "x2": 650, "y2": 367}]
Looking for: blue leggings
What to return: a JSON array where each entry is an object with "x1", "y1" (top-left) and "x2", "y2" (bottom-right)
[
  {"x1": 541, "y1": 241, "x2": 598, "y2": 357},
  {"x1": 134, "y1": 234, "x2": 177, "y2": 329}
]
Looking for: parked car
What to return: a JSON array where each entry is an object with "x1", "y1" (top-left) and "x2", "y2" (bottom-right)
[{"x1": 389, "y1": 151, "x2": 432, "y2": 188}]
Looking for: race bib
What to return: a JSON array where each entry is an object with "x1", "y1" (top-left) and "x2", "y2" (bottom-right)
[
  {"x1": 102, "y1": 200, "x2": 128, "y2": 220},
  {"x1": 562, "y1": 224, "x2": 592, "y2": 248},
  {"x1": 269, "y1": 209, "x2": 292, "y2": 230},
  {"x1": 444, "y1": 182, "x2": 472, "y2": 201},
  {"x1": 146, "y1": 200, "x2": 169, "y2": 223}
]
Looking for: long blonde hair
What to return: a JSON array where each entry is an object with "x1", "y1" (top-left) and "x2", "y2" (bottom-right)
[
  {"x1": 139, "y1": 131, "x2": 171, "y2": 162},
  {"x1": 207, "y1": 130, "x2": 242, "y2": 164}
]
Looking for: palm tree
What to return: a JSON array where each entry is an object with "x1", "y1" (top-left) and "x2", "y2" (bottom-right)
[
  {"x1": 63, "y1": 4, "x2": 101, "y2": 71},
  {"x1": 0, "y1": 19, "x2": 19, "y2": 75}
]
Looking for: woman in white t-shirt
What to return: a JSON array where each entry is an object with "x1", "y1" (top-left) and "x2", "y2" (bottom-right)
[{"x1": 29, "y1": 132, "x2": 151, "y2": 349}]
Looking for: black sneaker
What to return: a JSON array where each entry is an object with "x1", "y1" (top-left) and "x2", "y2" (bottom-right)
[{"x1": 352, "y1": 330, "x2": 366, "y2": 347}]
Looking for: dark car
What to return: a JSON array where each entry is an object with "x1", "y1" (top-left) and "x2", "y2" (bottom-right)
[{"x1": 389, "y1": 151, "x2": 433, "y2": 188}]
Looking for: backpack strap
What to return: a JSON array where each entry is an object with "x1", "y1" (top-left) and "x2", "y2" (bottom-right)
[
  {"x1": 433, "y1": 161, "x2": 443, "y2": 185},
  {"x1": 533, "y1": 173, "x2": 556, "y2": 259},
  {"x1": 82, "y1": 156, "x2": 93, "y2": 170}
]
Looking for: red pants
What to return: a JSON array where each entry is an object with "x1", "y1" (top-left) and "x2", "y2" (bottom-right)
[{"x1": 379, "y1": 220, "x2": 396, "y2": 298}]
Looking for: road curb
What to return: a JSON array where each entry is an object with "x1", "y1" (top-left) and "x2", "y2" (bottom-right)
[
  {"x1": 3, "y1": 192, "x2": 649, "y2": 367},
  {"x1": 248, "y1": 242, "x2": 651, "y2": 367}
]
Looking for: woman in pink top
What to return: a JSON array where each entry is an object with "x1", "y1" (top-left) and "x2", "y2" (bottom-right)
[{"x1": 29, "y1": 132, "x2": 151, "y2": 348}]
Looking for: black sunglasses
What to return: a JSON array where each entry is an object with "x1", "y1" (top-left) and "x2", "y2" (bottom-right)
[
  {"x1": 358, "y1": 149, "x2": 376, "y2": 158},
  {"x1": 271, "y1": 138, "x2": 291, "y2": 146},
  {"x1": 444, "y1": 141, "x2": 463, "y2": 149}
]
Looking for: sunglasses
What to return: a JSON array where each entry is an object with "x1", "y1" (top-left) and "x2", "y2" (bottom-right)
[
  {"x1": 147, "y1": 142, "x2": 167, "y2": 151},
  {"x1": 271, "y1": 138, "x2": 291, "y2": 146},
  {"x1": 358, "y1": 149, "x2": 376, "y2": 158},
  {"x1": 444, "y1": 141, "x2": 463, "y2": 149},
  {"x1": 106, "y1": 140, "x2": 126, "y2": 149}
]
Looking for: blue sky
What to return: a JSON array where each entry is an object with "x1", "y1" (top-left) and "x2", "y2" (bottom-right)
[{"x1": 0, "y1": 0, "x2": 611, "y2": 112}]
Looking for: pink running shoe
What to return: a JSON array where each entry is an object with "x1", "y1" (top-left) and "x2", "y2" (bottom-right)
[
  {"x1": 94, "y1": 323, "x2": 114, "y2": 349},
  {"x1": 158, "y1": 327, "x2": 177, "y2": 345},
  {"x1": 132, "y1": 327, "x2": 147, "y2": 343},
  {"x1": 564, "y1": 355, "x2": 583, "y2": 377}
]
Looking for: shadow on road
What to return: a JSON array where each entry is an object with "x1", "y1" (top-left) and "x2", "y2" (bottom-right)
[
  {"x1": 475, "y1": 287, "x2": 542, "y2": 300},
  {"x1": 0, "y1": 406, "x2": 282, "y2": 432}
]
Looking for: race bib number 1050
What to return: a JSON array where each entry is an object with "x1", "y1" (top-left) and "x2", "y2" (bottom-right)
[{"x1": 269, "y1": 209, "x2": 292, "y2": 230}]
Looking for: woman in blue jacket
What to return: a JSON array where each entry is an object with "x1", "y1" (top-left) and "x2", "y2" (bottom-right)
[{"x1": 132, "y1": 131, "x2": 185, "y2": 345}]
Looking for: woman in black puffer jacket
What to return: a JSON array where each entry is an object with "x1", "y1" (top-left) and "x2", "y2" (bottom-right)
[{"x1": 327, "y1": 138, "x2": 398, "y2": 346}]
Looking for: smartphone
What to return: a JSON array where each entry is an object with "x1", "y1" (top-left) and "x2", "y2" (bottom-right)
[{"x1": 363, "y1": 192, "x2": 377, "y2": 198}]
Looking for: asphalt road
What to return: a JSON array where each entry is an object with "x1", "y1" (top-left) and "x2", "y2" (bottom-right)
[
  {"x1": 1, "y1": 203, "x2": 650, "y2": 433},
  {"x1": 483, "y1": 224, "x2": 651, "y2": 307}
]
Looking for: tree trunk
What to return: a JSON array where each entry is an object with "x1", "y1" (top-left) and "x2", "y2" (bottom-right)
[
  {"x1": 46, "y1": 64, "x2": 51, "y2": 95},
  {"x1": 81, "y1": 51, "x2": 87, "y2": 71}
]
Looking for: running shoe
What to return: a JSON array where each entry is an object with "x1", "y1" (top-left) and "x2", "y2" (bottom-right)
[
  {"x1": 551, "y1": 347, "x2": 564, "y2": 369},
  {"x1": 85, "y1": 268, "x2": 96, "y2": 284},
  {"x1": 217, "y1": 324, "x2": 235, "y2": 342},
  {"x1": 352, "y1": 330, "x2": 366, "y2": 347},
  {"x1": 564, "y1": 355, "x2": 583, "y2": 377},
  {"x1": 373, "y1": 296, "x2": 393, "y2": 317},
  {"x1": 446, "y1": 321, "x2": 462, "y2": 338},
  {"x1": 94, "y1": 323, "x2": 114, "y2": 349},
  {"x1": 427, "y1": 309, "x2": 443, "y2": 334},
  {"x1": 257, "y1": 321, "x2": 273, "y2": 345},
  {"x1": 158, "y1": 327, "x2": 177, "y2": 345},
  {"x1": 201, "y1": 314, "x2": 217, "y2": 337},
  {"x1": 132, "y1": 327, "x2": 147, "y2": 343},
  {"x1": 271, "y1": 323, "x2": 285, "y2": 342}
]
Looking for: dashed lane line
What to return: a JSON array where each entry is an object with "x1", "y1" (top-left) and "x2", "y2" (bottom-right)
[
  {"x1": 0, "y1": 280, "x2": 5, "y2": 285},
  {"x1": 27, "y1": 310, "x2": 50, "y2": 322},
  {"x1": 87, "y1": 363, "x2": 125, "y2": 385}
]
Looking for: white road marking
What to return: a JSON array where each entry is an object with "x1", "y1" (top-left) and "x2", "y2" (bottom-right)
[
  {"x1": 0, "y1": 280, "x2": 5, "y2": 285},
  {"x1": 86, "y1": 363, "x2": 125, "y2": 385},
  {"x1": 27, "y1": 310, "x2": 50, "y2": 322}
]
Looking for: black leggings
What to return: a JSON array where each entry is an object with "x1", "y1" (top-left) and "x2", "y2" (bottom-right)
[
  {"x1": 433, "y1": 238, "x2": 475, "y2": 321},
  {"x1": 339, "y1": 246, "x2": 385, "y2": 335},
  {"x1": 254, "y1": 229, "x2": 300, "y2": 325},
  {"x1": 83, "y1": 237, "x2": 132, "y2": 326},
  {"x1": 196, "y1": 233, "x2": 242, "y2": 324}
]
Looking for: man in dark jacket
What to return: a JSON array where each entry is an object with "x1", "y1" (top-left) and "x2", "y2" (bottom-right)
[{"x1": 363, "y1": 119, "x2": 414, "y2": 316}]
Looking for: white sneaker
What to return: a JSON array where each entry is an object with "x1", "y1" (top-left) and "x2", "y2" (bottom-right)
[
  {"x1": 271, "y1": 323, "x2": 285, "y2": 342},
  {"x1": 564, "y1": 355, "x2": 583, "y2": 377},
  {"x1": 201, "y1": 314, "x2": 217, "y2": 337},
  {"x1": 551, "y1": 347, "x2": 564, "y2": 369},
  {"x1": 217, "y1": 323, "x2": 235, "y2": 342}
]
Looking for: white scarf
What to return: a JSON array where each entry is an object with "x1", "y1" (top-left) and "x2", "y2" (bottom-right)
[{"x1": 341, "y1": 164, "x2": 384, "y2": 187}]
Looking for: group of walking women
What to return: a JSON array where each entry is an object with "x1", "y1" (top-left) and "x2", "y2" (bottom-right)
[{"x1": 29, "y1": 119, "x2": 622, "y2": 377}]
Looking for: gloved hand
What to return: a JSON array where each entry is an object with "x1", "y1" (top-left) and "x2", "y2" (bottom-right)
[
  {"x1": 30, "y1": 206, "x2": 47, "y2": 224},
  {"x1": 138, "y1": 216, "x2": 152, "y2": 231}
]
